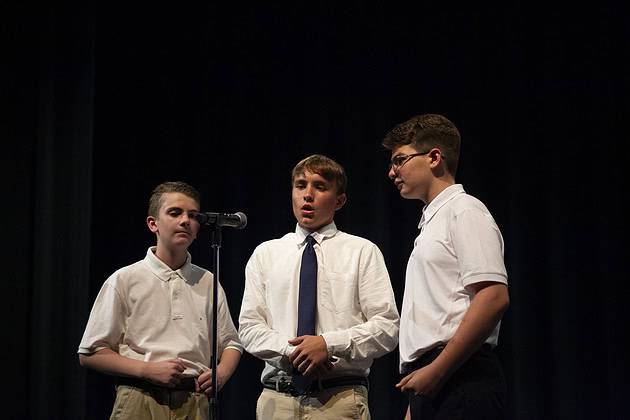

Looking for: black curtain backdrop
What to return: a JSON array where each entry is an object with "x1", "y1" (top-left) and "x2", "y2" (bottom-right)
[{"x1": 5, "y1": 3, "x2": 628, "y2": 420}]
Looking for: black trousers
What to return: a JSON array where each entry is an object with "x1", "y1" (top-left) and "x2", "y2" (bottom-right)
[{"x1": 404, "y1": 344, "x2": 506, "y2": 420}]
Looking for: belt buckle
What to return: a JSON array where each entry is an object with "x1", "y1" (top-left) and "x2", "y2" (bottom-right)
[{"x1": 275, "y1": 377, "x2": 300, "y2": 396}]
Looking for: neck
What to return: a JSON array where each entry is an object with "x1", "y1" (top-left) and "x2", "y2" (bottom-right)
[
  {"x1": 154, "y1": 245, "x2": 188, "y2": 270},
  {"x1": 425, "y1": 176, "x2": 455, "y2": 204}
]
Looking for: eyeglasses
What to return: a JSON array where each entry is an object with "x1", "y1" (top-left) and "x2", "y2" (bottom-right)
[{"x1": 388, "y1": 151, "x2": 431, "y2": 171}]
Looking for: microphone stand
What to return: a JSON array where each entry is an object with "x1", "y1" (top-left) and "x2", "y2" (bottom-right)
[{"x1": 208, "y1": 224, "x2": 221, "y2": 420}]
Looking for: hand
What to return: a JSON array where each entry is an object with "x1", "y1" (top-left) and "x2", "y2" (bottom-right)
[
  {"x1": 196, "y1": 365, "x2": 229, "y2": 395},
  {"x1": 142, "y1": 358, "x2": 186, "y2": 387},
  {"x1": 200, "y1": 366, "x2": 225, "y2": 395},
  {"x1": 395, "y1": 362, "x2": 446, "y2": 399},
  {"x1": 288, "y1": 335, "x2": 333, "y2": 378}
]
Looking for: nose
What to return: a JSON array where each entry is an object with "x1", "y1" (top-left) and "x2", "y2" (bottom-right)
[
  {"x1": 388, "y1": 165, "x2": 398, "y2": 180},
  {"x1": 303, "y1": 185, "x2": 314, "y2": 202},
  {"x1": 179, "y1": 213, "x2": 191, "y2": 225}
]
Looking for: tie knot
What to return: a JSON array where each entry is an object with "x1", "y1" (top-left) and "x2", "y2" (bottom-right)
[{"x1": 305, "y1": 235, "x2": 316, "y2": 247}]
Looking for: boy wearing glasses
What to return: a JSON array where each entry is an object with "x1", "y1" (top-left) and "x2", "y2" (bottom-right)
[
  {"x1": 239, "y1": 154, "x2": 400, "y2": 419},
  {"x1": 384, "y1": 115, "x2": 509, "y2": 419},
  {"x1": 78, "y1": 181, "x2": 242, "y2": 420}
]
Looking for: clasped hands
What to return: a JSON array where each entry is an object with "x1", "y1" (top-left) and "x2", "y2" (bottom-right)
[
  {"x1": 143, "y1": 358, "x2": 226, "y2": 395},
  {"x1": 288, "y1": 335, "x2": 334, "y2": 378}
]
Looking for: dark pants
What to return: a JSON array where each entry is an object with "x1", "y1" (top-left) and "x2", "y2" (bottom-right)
[{"x1": 404, "y1": 344, "x2": 506, "y2": 420}]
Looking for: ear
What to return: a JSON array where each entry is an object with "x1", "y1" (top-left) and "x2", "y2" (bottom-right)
[
  {"x1": 428, "y1": 148, "x2": 445, "y2": 169},
  {"x1": 147, "y1": 216, "x2": 159, "y2": 233},
  {"x1": 334, "y1": 193, "x2": 347, "y2": 211}
]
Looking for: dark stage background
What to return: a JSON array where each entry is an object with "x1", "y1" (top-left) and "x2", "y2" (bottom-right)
[{"x1": 5, "y1": 3, "x2": 629, "y2": 419}]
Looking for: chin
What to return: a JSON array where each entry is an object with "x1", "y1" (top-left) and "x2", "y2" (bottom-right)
[
  {"x1": 299, "y1": 220, "x2": 322, "y2": 232},
  {"x1": 400, "y1": 189, "x2": 419, "y2": 200},
  {"x1": 299, "y1": 221, "x2": 315, "y2": 231}
]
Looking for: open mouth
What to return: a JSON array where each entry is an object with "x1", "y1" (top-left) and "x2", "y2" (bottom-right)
[{"x1": 301, "y1": 205, "x2": 314, "y2": 217}]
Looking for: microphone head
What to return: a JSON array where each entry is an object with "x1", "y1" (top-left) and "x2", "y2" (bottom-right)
[{"x1": 235, "y1": 212, "x2": 247, "y2": 229}]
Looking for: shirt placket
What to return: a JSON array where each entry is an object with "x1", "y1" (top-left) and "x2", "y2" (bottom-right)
[{"x1": 170, "y1": 273, "x2": 184, "y2": 320}]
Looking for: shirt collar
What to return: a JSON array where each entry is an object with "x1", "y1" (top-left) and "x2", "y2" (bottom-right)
[
  {"x1": 294, "y1": 221, "x2": 338, "y2": 246},
  {"x1": 419, "y1": 184, "x2": 465, "y2": 229},
  {"x1": 144, "y1": 246, "x2": 193, "y2": 282}
]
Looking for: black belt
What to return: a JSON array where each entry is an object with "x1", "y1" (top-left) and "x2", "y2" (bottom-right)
[
  {"x1": 263, "y1": 375, "x2": 369, "y2": 396},
  {"x1": 403, "y1": 343, "x2": 493, "y2": 375},
  {"x1": 117, "y1": 376, "x2": 197, "y2": 392}
]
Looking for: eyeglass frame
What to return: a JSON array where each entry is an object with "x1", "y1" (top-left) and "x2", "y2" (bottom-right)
[
  {"x1": 389, "y1": 149, "x2": 448, "y2": 171},
  {"x1": 388, "y1": 150, "x2": 428, "y2": 171}
]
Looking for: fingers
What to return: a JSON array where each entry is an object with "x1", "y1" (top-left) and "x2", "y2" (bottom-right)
[
  {"x1": 165, "y1": 358, "x2": 186, "y2": 375},
  {"x1": 297, "y1": 358, "x2": 311, "y2": 374},
  {"x1": 200, "y1": 382, "x2": 215, "y2": 395},
  {"x1": 291, "y1": 350, "x2": 307, "y2": 367},
  {"x1": 396, "y1": 373, "x2": 412, "y2": 389},
  {"x1": 301, "y1": 357, "x2": 333, "y2": 377},
  {"x1": 199, "y1": 369, "x2": 213, "y2": 382},
  {"x1": 288, "y1": 336, "x2": 305, "y2": 346},
  {"x1": 172, "y1": 358, "x2": 186, "y2": 371},
  {"x1": 302, "y1": 362, "x2": 319, "y2": 377},
  {"x1": 288, "y1": 348, "x2": 300, "y2": 364}
]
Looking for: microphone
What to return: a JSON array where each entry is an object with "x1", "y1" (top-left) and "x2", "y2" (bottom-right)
[{"x1": 194, "y1": 211, "x2": 247, "y2": 229}]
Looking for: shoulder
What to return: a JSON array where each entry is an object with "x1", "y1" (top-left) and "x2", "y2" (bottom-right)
[
  {"x1": 334, "y1": 230, "x2": 376, "y2": 245},
  {"x1": 329, "y1": 230, "x2": 383, "y2": 254},
  {"x1": 254, "y1": 232, "x2": 294, "y2": 251},
  {"x1": 189, "y1": 262, "x2": 211, "y2": 277},
  {"x1": 106, "y1": 259, "x2": 146, "y2": 285},
  {"x1": 449, "y1": 192, "x2": 492, "y2": 216},
  {"x1": 247, "y1": 232, "x2": 295, "y2": 262}
]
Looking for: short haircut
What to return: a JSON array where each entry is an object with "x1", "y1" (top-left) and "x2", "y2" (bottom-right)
[
  {"x1": 382, "y1": 114, "x2": 461, "y2": 175},
  {"x1": 148, "y1": 181, "x2": 201, "y2": 218},
  {"x1": 291, "y1": 154, "x2": 347, "y2": 195}
]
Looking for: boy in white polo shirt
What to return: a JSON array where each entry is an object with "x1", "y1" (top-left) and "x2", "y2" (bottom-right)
[
  {"x1": 78, "y1": 181, "x2": 242, "y2": 420},
  {"x1": 383, "y1": 115, "x2": 509, "y2": 420}
]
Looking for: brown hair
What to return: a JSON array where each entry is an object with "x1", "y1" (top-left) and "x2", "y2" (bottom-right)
[
  {"x1": 291, "y1": 154, "x2": 347, "y2": 194},
  {"x1": 148, "y1": 181, "x2": 201, "y2": 218},
  {"x1": 383, "y1": 114, "x2": 461, "y2": 175}
]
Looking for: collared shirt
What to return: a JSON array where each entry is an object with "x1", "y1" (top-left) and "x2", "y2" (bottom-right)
[
  {"x1": 239, "y1": 222, "x2": 400, "y2": 382},
  {"x1": 399, "y1": 184, "x2": 508, "y2": 372},
  {"x1": 78, "y1": 247, "x2": 243, "y2": 376}
]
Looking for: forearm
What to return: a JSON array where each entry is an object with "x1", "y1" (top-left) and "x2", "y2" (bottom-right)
[
  {"x1": 433, "y1": 282, "x2": 509, "y2": 378},
  {"x1": 323, "y1": 311, "x2": 399, "y2": 361},
  {"x1": 79, "y1": 347, "x2": 145, "y2": 379},
  {"x1": 217, "y1": 348, "x2": 241, "y2": 382}
]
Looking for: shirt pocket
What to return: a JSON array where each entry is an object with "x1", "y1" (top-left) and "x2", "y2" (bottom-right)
[{"x1": 320, "y1": 270, "x2": 357, "y2": 314}]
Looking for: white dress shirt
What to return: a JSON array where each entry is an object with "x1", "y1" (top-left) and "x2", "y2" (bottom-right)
[
  {"x1": 239, "y1": 222, "x2": 400, "y2": 382},
  {"x1": 78, "y1": 247, "x2": 243, "y2": 376},
  {"x1": 399, "y1": 184, "x2": 508, "y2": 372}
]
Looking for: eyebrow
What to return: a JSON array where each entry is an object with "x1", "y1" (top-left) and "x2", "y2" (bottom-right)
[{"x1": 165, "y1": 207, "x2": 199, "y2": 213}]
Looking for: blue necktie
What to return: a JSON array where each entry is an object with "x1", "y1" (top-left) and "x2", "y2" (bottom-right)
[{"x1": 292, "y1": 235, "x2": 317, "y2": 393}]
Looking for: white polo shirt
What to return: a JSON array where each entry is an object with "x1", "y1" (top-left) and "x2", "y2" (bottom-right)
[
  {"x1": 78, "y1": 247, "x2": 243, "y2": 376},
  {"x1": 399, "y1": 184, "x2": 508, "y2": 372}
]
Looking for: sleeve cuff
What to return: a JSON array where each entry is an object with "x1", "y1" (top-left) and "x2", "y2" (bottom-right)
[
  {"x1": 321, "y1": 330, "x2": 351, "y2": 358},
  {"x1": 223, "y1": 345, "x2": 244, "y2": 354},
  {"x1": 462, "y1": 272, "x2": 507, "y2": 288}
]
